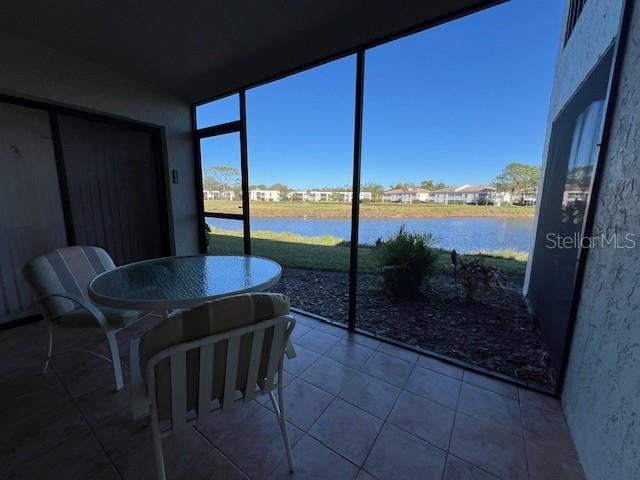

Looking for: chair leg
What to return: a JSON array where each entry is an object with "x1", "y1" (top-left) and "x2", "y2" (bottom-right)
[
  {"x1": 105, "y1": 330, "x2": 124, "y2": 390},
  {"x1": 270, "y1": 366, "x2": 294, "y2": 473},
  {"x1": 150, "y1": 414, "x2": 167, "y2": 480},
  {"x1": 43, "y1": 321, "x2": 54, "y2": 375}
]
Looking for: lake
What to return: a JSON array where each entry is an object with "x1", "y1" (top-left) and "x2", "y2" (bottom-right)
[{"x1": 207, "y1": 217, "x2": 533, "y2": 253}]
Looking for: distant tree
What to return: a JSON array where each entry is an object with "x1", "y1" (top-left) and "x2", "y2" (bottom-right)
[
  {"x1": 203, "y1": 165, "x2": 240, "y2": 191},
  {"x1": 269, "y1": 183, "x2": 290, "y2": 199},
  {"x1": 494, "y1": 163, "x2": 541, "y2": 204},
  {"x1": 361, "y1": 182, "x2": 385, "y2": 202},
  {"x1": 420, "y1": 179, "x2": 446, "y2": 191},
  {"x1": 391, "y1": 182, "x2": 416, "y2": 190}
]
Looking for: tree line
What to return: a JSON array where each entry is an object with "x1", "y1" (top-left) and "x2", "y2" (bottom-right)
[{"x1": 204, "y1": 162, "x2": 542, "y2": 205}]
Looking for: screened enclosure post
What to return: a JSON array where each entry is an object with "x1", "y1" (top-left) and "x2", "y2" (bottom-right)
[
  {"x1": 191, "y1": 106, "x2": 207, "y2": 254},
  {"x1": 348, "y1": 50, "x2": 365, "y2": 331},
  {"x1": 240, "y1": 90, "x2": 251, "y2": 255}
]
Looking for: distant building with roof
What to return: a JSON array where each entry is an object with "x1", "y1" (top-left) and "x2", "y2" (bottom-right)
[
  {"x1": 337, "y1": 191, "x2": 373, "y2": 202},
  {"x1": 308, "y1": 191, "x2": 333, "y2": 202},
  {"x1": 431, "y1": 185, "x2": 503, "y2": 204},
  {"x1": 382, "y1": 188, "x2": 430, "y2": 203},
  {"x1": 249, "y1": 189, "x2": 280, "y2": 201}
]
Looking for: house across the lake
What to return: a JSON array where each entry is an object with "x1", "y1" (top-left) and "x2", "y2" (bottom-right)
[
  {"x1": 308, "y1": 191, "x2": 333, "y2": 202},
  {"x1": 249, "y1": 189, "x2": 280, "y2": 201},
  {"x1": 288, "y1": 190, "x2": 308, "y2": 202},
  {"x1": 203, "y1": 190, "x2": 236, "y2": 201},
  {"x1": 382, "y1": 188, "x2": 431, "y2": 203},
  {"x1": 337, "y1": 191, "x2": 373, "y2": 202},
  {"x1": 431, "y1": 184, "x2": 505, "y2": 204}
]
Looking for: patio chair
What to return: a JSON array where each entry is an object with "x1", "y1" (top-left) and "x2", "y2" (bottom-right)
[
  {"x1": 130, "y1": 293, "x2": 296, "y2": 480},
  {"x1": 25, "y1": 245, "x2": 142, "y2": 390}
]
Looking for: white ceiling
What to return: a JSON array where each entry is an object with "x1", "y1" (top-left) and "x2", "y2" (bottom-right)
[{"x1": 0, "y1": 0, "x2": 499, "y2": 103}]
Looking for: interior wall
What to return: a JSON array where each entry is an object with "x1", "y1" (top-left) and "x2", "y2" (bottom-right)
[
  {"x1": 0, "y1": 32, "x2": 198, "y2": 256},
  {"x1": 561, "y1": 1, "x2": 640, "y2": 478}
]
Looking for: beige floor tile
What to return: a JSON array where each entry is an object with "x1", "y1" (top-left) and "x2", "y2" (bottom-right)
[
  {"x1": 339, "y1": 370, "x2": 401, "y2": 419},
  {"x1": 443, "y1": 455, "x2": 499, "y2": 480},
  {"x1": 388, "y1": 390, "x2": 455, "y2": 450},
  {"x1": 294, "y1": 329, "x2": 341, "y2": 354},
  {"x1": 269, "y1": 434, "x2": 359, "y2": 480},
  {"x1": 450, "y1": 412, "x2": 527, "y2": 480},
  {"x1": 284, "y1": 344, "x2": 320, "y2": 376},
  {"x1": 275, "y1": 378, "x2": 333, "y2": 431},
  {"x1": 214, "y1": 408, "x2": 304, "y2": 479},
  {"x1": 6, "y1": 432, "x2": 112, "y2": 480},
  {"x1": 457, "y1": 383, "x2": 522, "y2": 435},
  {"x1": 309, "y1": 398, "x2": 383, "y2": 466},
  {"x1": 361, "y1": 351, "x2": 413, "y2": 387},
  {"x1": 463, "y1": 371, "x2": 518, "y2": 399},
  {"x1": 325, "y1": 338, "x2": 374, "y2": 369},
  {"x1": 364, "y1": 423, "x2": 446, "y2": 480},
  {"x1": 417, "y1": 355, "x2": 464, "y2": 380},
  {"x1": 404, "y1": 365, "x2": 461, "y2": 409},
  {"x1": 299, "y1": 356, "x2": 357, "y2": 395}
]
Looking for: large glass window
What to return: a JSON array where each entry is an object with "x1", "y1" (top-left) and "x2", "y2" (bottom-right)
[
  {"x1": 193, "y1": 0, "x2": 566, "y2": 388},
  {"x1": 205, "y1": 218, "x2": 246, "y2": 255},
  {"x1": 196, "y1": 95, "x2": 248, "y2": 254},
  {"x1": 246, "y1": 56, "x2": 356, "y2": 325},
  {"x1": 357, "y1": 0, "x2": 561, "y2": 388},
  {"x1": 196, "y1": 94, "x2": 239, "y2": 128},
  {"x1": 200, "y1": 133, "x2": 243, "y2": 215},
  {"x1": 527, "y1": 48, "x2": 613, "y2": 373}
]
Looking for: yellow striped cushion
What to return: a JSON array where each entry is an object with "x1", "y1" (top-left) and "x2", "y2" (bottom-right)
[
  {"x1": 25, "y1": 246, "x2": 115, "y2": 319},
  {"x1": 140, "y1": 292, "x2": 290, "y2": 419}
]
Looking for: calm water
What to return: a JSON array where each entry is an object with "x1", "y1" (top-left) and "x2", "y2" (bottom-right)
[{"x1": 207, "y1": 217, "x2": 533, "y2": 253}]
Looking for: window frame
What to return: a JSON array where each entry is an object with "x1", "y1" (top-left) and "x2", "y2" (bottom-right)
[{"x1": 193, "y1": 93, "x2": 251, "y2": 254}]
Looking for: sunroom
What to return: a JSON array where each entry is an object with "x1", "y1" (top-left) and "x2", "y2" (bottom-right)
[{"x1": 0, "y1": 0, "x2": 638, "y2": 479}]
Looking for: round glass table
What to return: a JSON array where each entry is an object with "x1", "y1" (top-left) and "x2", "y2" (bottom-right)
[{"x1": 88, "y1": 255, "x2": 282, "y2": 311}]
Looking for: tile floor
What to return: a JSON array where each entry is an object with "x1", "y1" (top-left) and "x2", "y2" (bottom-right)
[{"x1": 0, "y1": 312, "x2": 586, "y2": 480}]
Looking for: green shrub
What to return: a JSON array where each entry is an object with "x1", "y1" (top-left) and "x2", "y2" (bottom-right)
[
  {"x1": 374, "y1": 225, "x2": 436, "y2": 297},
  {"x1": 204, "y1": 222, "x2": 212, "y2": 249}
]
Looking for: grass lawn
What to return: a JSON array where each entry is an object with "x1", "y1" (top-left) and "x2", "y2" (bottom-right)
[
  {"x1": 204, "y1": 200, "x2": 535, "y2": 219},
  {"x1": 207, "y1": 228, "x2": 528, "y2": 275}
]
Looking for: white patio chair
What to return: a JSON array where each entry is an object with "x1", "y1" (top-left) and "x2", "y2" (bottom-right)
[
  {"x1": 25, "y1": 245, "x2": 142, "y2": 390},
  {"x1": 130, "y1": 293, "x2": 296, "y2": 480}
]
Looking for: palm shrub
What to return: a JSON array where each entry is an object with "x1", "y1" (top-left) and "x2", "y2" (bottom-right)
[
  {"x1": 374, "y1": 225, "x2": 436, "y2": 297},
  {"x1": 450, "y1": 249, "x2": 502, "y2": 302}
]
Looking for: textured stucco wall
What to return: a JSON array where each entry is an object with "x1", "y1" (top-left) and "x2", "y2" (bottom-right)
[
  {"x1": 562, "y1": 1, "x2": 640, "y2": 478},
  {"x1": 0, "y1": 33, "x2": 198, "y2": 256},
  {"x1": 548, "y1": 0, "x2": 624, "y2": 120},
  {"x1": 524, "y1": 0, "x2": 624, "y2": 293}
]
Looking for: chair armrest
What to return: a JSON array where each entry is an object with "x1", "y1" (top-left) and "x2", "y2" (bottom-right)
[
  {"x1": 130, "y1": 338, "x2": 150, "y2": 419},
  {"x1": 40, "y1": 292, "x2": 108, "y2": 330}
]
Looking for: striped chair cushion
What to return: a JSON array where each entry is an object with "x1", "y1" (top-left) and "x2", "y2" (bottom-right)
[
  {"x1": 25, "y1": 246, "x2": 116, "y2": 320},
  {"x1": 140, "y1": 292, "x2": 290, "y2": 420}
]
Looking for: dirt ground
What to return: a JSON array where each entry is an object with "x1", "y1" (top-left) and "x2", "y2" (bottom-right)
[{"x1": 272, "y1": 267, "x2": 556, "y2": 389}]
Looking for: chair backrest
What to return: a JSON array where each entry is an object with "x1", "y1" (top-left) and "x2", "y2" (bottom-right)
[
  {"x1": 24, "y1": 245, "x2": 116, "y2": 319},
  {"x1": 140, "y1": 293, "x2": 294, "y2": 430}
]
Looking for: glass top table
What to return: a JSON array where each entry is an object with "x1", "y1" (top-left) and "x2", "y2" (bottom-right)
[{"x1": 88, "y1": 255, "x2": 282, "y2": 311}]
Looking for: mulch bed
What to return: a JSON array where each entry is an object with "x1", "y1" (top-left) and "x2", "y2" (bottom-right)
[{"x1": 271, "y1": 267, "x2": 556, "y2": 389}]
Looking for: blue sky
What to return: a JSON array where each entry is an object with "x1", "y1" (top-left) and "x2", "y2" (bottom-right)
[{"x1": 198, "y1": 0, "x2": 563, "y2": 190}]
